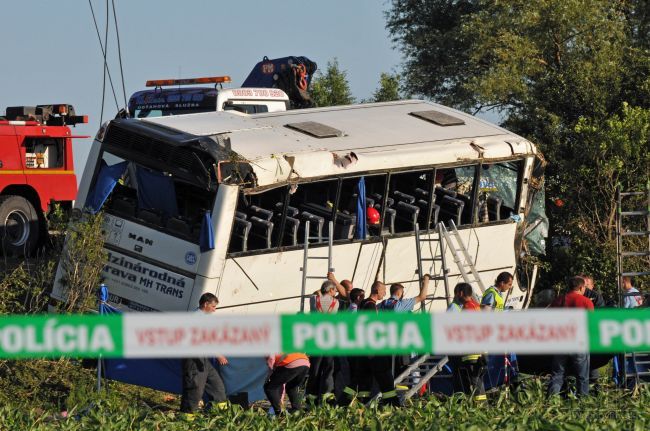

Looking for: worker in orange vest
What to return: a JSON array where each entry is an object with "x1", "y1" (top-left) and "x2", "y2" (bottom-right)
[{"x1": 264, "y1": 353, "x2": 310, "y2": 415}]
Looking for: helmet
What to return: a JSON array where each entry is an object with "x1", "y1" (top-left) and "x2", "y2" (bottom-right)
[{"x1": 367, "y1": 206, "x2": 380, "y2": 225}]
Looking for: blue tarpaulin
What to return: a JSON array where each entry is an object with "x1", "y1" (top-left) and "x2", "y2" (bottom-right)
[
  {"x1": 135, "y1": 166, "x2": 179, "y2": 217},
  {"x1": 355, "y1": 177, "x2": 367, "y2": 240},
  {"x1": 98, "y1": 286, "x2": 267, "y2": 402},
  {"x1": 199, "y1": 210, "x2": 215, "y2": 252},
  {"x1": 85, "y1": 161, "x2": 128, "y2": 213}
]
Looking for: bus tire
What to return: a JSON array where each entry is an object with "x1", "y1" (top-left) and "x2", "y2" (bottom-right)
[{"x1": 0, "y1": 195, "x2": 40, "y2": 257}]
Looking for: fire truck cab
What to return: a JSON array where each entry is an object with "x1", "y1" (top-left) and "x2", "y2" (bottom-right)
[{"x1": 0, "y1": 104, "x2": 87, "y2": 256}]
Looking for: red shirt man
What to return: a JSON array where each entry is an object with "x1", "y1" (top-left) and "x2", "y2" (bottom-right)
[
  {"x1": 547, "y1": 276, "x2": 593, "y2": 397},
  {"x1": 463, "y1": 298, "x2": 481, "y2": 311},
  {"x1": 551, "y1": 280, "x2": 594, "y2": 310}
]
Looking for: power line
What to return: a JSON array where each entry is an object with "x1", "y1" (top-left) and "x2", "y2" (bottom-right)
[
  {"x1": 101, "y1": 0, "x2": 109, "y2": 124},
  {"x1": 87, "y1": 0, "x2": 119, "y2": 124},
  {"x1": 111, "y1": 0, "x2": 128, "y2": 111}
]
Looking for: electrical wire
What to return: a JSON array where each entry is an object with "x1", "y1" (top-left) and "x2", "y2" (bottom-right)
[
  {"x1": 87, "y1": 0, "x2": 119, "y2": 124},
  {"x1": 101, "y1": 0, "x2": 109, "y2": 125},
  {"x1": 111, "y1": 0, "x2": 128, "y2": 111}
]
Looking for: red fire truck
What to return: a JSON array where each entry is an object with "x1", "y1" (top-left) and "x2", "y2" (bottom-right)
[{"x1": 0, "y1": 104, "x2": 87, "y2": 256}]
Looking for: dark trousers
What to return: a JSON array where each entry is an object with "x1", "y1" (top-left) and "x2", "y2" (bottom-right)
[
  {"x1": 180, "y1": 358, "x2": 227, "y2": 413},
  {"x1": 450, "y1": 356, "x2": 486, "y2": 400},
  {"x1": 264, "y1": 365, "x2": 309, "y2": 414},
  {"x1": 547, "y1": 353, "x2": 590, "y2": 397},
  {"x1": 393, "y1": 354, "x2": 411, "y2": 378},
  {"x1": 357, "y1": 356, "x2": 397, "y2": 405},
  {"x1": 333, "y1": 356, "x2": 350, "y2": 401},
  {"x1": 306, "y1": 356, "x2": 334, "y2": 400}
]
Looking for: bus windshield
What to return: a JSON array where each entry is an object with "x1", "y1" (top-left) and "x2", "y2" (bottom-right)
[
  {"x1": 128, "y1": 88, "x2": 217, "y2": 119},
  {"x1": 90, "y1": 149, "x2": 217, "y2": 244}
]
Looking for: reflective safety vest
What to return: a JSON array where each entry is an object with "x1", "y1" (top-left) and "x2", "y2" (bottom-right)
[
  {"x1": 315, "y1": 295, "x2": 337, "y2": 313},
  {"x1": 482, "y1": 287, "x2": 504, "y2": 311},
  {"x1": 462, "y1": 354, "x2": 482, "y2": 363},
  {"x1": 447, "y1": 302, "x2": 462, "y2": 312},
  {"x1": 275, "y1": 353, "x2": 309, "y2": 367}
]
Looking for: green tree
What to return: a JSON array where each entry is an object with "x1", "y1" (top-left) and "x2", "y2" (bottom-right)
[
  {"x1": 57, "y1": 213, "x2": 107, "y2": 312},
  {"x1": 310, "y1": 59, "x2": 355, "y2": 107},
  {"x1": 387, "y1": 0, "x2": 650, "y2": 295},
  {"x1": 371, "y1": 72, "x2": 402, "y2": 102}
]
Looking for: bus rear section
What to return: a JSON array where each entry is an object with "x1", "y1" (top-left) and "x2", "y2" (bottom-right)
[{"x1": 51, "y1": 118, "x2": 237, "y2": 312}]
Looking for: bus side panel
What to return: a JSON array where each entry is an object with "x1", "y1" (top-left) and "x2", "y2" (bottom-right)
[
  {"x1": 380, "y1": 223, "x2": 523, "y2": 311},
  {"x1": 208, "y1": 223, "x2": 526, "y2": 314},
  {"x1": 215, "y1": 241, "x2": 384, "y2": 314}
]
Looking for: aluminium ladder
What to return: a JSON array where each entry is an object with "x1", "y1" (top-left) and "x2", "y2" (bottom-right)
[
  {"x1": 616, "y1": 182, "x2": 650, "y2": 388},
  {"x1": 414, "y1": 222, "x2": 452, "y2": 310},
  {"x1": 374, "y1": 222, "x2": 456, "y2": 404},
  {"x1": 439, "y1": 220, "x2": 487, "y2": 295},
  {"x1": 393, "y1": 354, "x2": 449, "y2": 400},
  {"x1": 299, "y1": 220, "x2": 334, "y2": 312}
]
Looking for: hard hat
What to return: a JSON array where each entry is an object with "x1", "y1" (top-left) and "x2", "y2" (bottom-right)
[{"x1": 367, "y1": 206, "x2": 380, "y2": 225}]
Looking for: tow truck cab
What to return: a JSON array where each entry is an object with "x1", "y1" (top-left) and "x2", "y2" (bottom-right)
[{"x1": 127, "y1": 75, "x2": 290, "y2": 118}]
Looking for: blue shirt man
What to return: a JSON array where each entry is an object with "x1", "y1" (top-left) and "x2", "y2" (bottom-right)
[
  {"x1": 379, "y1": 275, "x2": 430, "y2": 312},
  {"x1": 622, "y1": 276, "x2": 643, "y2": 308}
]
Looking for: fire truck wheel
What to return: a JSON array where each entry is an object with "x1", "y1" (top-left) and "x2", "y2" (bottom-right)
[{"x1": 0, "y1": 195, "x2": 40, "y2": 257}]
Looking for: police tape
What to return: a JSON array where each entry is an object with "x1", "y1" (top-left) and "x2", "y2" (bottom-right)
[{"x1": 0, "y1": 310, "x2": 648, "y2": 359}]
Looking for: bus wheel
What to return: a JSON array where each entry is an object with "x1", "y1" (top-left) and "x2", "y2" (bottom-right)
[{"x1": 0, "y1": 195, "x2": 40, "y2": 256}]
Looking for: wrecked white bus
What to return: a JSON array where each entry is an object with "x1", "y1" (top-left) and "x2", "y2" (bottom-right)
[{"x1": 51, "y1": 100, "x2": 547, "y2": 313}]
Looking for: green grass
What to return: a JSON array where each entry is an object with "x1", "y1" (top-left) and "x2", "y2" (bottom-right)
[{"x1": 0, "y1": 370, "x2": 648, "y2": 431}]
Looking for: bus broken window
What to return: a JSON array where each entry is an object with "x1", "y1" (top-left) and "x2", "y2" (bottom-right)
[
  {"x1": 88, "y1": 150, "x2": 216, "y2": 243},
  {"x1": 476, "y1": 161, "x2": 523, "y2": 223}
]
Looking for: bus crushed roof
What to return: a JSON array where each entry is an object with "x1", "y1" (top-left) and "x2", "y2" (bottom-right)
[{"x1": 137, "y1": 99, "x2": 538, "y2": 190}]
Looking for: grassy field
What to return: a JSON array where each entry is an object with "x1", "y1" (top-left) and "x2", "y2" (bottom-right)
[{"x1": 0, "y1": 361, "x2": 648, "y2": 431}]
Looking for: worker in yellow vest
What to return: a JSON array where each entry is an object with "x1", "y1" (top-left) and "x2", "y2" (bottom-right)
[
  {"x1": 481, "y1": 272, "x2": 513, "y2": 311},
  {"x1": 264, "y1": 353, "x2": 310, "y2": 415}
]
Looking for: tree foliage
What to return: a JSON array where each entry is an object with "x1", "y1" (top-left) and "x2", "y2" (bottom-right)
[
  {"x1": 310, "y1": 59, "x2": 355, "y2": 107},
  {"x1": 387, "y1": 0, "x2": 650, "y2": 294},
  {"x1": 371, "y1": 72, "x2": 402, "y2": 102},
  {"x1": 57, "y1": 213, "x2": 107, "y2": 312}
]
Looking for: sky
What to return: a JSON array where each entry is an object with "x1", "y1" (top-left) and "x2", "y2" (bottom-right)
[{"x1": 1, "y1": 0, "x2": 402, "y2": 178}]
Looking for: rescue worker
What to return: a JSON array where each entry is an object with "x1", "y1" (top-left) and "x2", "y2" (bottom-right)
[
  {"x1": 327, "y1": 271, "x2": 354, "y2": 309},
  {"x1": 379, "y1": 276, "x2": 430, "y2": 377},
  {"x1": 547, "y1": 276, "x2": 594, "y2": 397},
  {"x1": 180, "y1": 293, "x2": 228, "y2": 413},
  {"x1": 342, "y1": 281, "x2": 388, "y2": 404},
  {"x1": 306, "y1": 280, "x2": 339, "y2": 403},
  {"x1": 325, "y1": 273, "x2": 355, "y2": 404},
  {"x1": 580, "y1": 274, "x2": 605, "y2": 308},
  {"x1": 379, "y1": 275, "x2": 430, "y2": 312},
  {"x1": 348, "y1": 288, "x2": 365, "y2": 312},
  {"x1": 481, "y1": 272, "x2": 513, "y2": 311},
  {"x1": 448, "y1": 283, "x2": 486, "y2": 401},
  {"x1": 622, "y1": 276, "x2": 643, "y2": 308},
  {"x1": 579, "y1": 274, "x2": 605, "y2": 390},
  {"x1": 446, "y1": 283, "x2": 466, "y2": 312},
  {"x1": 361, "y1": 281, "x2": 402, "y2": 406},
  {"x1": 265, "y1": 353, "x2": 310, "y2": 415}
]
